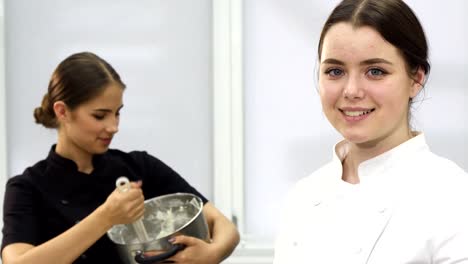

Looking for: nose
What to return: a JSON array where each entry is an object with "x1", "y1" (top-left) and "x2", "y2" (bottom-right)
[
  {"x1": 106, "y1": 116, "x2": 119, "y2": 134},
  {"x1": 343, "y1": 75, "x2": 364, "y2": 99}
]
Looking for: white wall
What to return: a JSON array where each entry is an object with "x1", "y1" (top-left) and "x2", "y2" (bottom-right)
[
  {"x1": 243, "y1": 0, "x2": 468, "y2": 246},
  {"x1": 0, "y1": 1, "x2": 6, "y2": 259},
  {"x1": 4, "y1": 0, "x2": 213, "y2": 198}
]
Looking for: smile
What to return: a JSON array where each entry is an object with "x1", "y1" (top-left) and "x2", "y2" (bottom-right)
[{"x1": 342, "y1": 109, "x2": 375, "y2": 117}]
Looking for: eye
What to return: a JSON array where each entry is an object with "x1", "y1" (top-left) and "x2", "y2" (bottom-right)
[
  {"x1": 324, "y1": 68, "x2": 344, "y2": 77},
  {"x1": 93, "y1": 114, "x2": 105, "y2": 120},
  {"x1": 366, "y1": 68, "x2": 387, "y2": 78}
]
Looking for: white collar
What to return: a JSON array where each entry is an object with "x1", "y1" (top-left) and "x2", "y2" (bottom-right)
[{"x1": 332, "y1": 132, "x2": 430, "y2": 182}]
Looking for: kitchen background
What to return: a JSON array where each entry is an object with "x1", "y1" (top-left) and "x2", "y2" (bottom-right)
[{"x1": 0, "y1": 0, "x2": 467, "y2": 263}]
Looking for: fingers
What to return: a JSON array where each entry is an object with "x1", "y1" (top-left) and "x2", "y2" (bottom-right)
[
  {"x1": 169, "y1": 235, "x2": 201, "y2": 247},
  {"x1": 120, "y1": 183, "x2": 145, "y2": 220},
  {"x1": 126, "y1": 181, "x2": 144, "y2": 203},
  {"x1": 124, "y1": 197, "x2": 145, "y2": 219},
  {"x1": 142, "y1": 250, "x2": 176, "y2": 263},
  {"x1": 164, "y1": 236, "x2": 212, "y2": 263},
  {"x1": 124, "y1": 185, "x2": 144, "y2": 201},
  {"x1": 130, "y1": 180, "x2": 143, "y2": 189},
  {"x1": 102, "y1": 180, "x2": 146, "y2": 225}
]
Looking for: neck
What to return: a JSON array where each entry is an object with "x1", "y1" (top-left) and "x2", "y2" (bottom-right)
[
  {"x1": 341, "y1": 130, "x2": 415, "y2": 184},
  {"x1": 341, "y1": 155, "x2": 360, "y2": 184},
  {"x1": 56, "y1": 135, "x2": 94, "y2": 174}
]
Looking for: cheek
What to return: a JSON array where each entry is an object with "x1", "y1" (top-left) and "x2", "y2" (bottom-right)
[
  {"x1": 369, "y1": 82, "x2": 408, "y2": 110},
  {"x1": 75, "y1": 118, "x2": 102, "y2": 134},
  {"x1": 319, "y1": 82, "x2": 341, "y2": 109},
  {"x1": 367, "y1": 86, "x2": 387, "y2": 105}
]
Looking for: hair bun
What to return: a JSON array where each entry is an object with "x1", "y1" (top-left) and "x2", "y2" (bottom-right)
[{"x1": 33, "y1": 94, "x2": 57, "y2": 128}]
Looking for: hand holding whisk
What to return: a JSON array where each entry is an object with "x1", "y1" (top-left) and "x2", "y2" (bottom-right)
[{"x1": 116, "y1": 176, "x2": 150, "y2": 243}]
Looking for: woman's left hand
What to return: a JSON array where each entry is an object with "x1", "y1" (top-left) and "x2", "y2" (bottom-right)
[
  {"x1": 164, "y1": 235, "x2": 222, "y2": 264},
  {"x1": 145, "y1": 202, "x2": 240, "y2": 263}
]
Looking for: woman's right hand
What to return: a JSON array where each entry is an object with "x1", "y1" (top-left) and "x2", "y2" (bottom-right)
[
  {"x1": 99, "y1": 181, "x2": 145, "y2": 226},
  {"x1": 2, "y1": 181, "x2": 146, "y2": 264}
]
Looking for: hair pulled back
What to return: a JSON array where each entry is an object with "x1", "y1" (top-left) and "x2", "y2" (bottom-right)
[
  {"x1": 318, "y1": 0, "x2": 430, "y2": 77},
  {"x1": 34, "y1": 52, "x2": 125, "y2": 128}
]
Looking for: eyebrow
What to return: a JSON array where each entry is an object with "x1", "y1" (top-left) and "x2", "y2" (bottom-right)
[
  {"x1": 93, "y1": 105, "x2": 124, "y2": 113},
  {"x1": 321, "y1": 58, "x2": 394, "y2": 66}
]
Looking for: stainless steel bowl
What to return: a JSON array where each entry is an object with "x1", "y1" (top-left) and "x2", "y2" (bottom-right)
[{"x1": 107, "y1": 193, "x2": 209, "y2": 264}]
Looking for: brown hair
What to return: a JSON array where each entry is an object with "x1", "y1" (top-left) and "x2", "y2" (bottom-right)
[
  {"x1": 34, "y1": 52, "x2": 125, "y2": 128},
  {"x1": 318, "y1": 0, "x2": 430, "y2": 78}
]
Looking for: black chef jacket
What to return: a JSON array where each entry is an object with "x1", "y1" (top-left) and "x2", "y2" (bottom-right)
[{"x1": 1, "y1": 145, "x2": 208, "y2": 263}]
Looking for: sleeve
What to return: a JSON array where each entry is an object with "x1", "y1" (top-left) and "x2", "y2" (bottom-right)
[
  {"x1": 135, "y1": 151, "x2": 209, "y2": 204},
  {"x1": 431, "y1": 177, "x2": 468, "y2": 263},
  {"x1": 1, "y1": 175, "x2": 40, "y2": 251}
]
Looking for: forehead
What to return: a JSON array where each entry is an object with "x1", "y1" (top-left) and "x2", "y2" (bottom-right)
[
  {"x1": 79, "y1": 83, "x2": 123, "y2": 109},
  {"x1": 321, "y1": 22, "x2": 402, "y2": 63}
]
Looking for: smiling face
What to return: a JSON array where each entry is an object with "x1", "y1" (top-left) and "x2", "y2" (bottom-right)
[
  {"x1": 319, "y1": 22, "x2": 424, "y2": 150},
  {"x1": 57, "y1": 83, "x2": 124, "y2": 159}
]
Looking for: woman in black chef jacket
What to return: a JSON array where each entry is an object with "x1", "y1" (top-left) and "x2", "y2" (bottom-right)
[{"x1": 1, "y1": 51, "x2": 240, "y2": 264}]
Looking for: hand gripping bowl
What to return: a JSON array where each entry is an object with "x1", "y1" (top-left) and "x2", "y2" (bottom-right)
[{"x1": 107, "y1": 193, "x2": 210, "y2": 264}]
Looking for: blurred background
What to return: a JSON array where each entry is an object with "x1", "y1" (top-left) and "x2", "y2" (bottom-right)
[{"x1": 0, "y1": 0, "x2": 467, "y2": 263}]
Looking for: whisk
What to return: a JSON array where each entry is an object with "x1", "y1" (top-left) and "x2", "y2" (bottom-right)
[{"x1": 115, "y1": 176, "x2": 150, "y2": 243}]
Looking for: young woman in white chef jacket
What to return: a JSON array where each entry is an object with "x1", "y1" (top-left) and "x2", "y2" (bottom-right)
[{"x1": 273, "y1": 0, "x2": 468, "y2": 263}]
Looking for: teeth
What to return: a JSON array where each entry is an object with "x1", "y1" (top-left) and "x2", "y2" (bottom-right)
[{"x1": 343, "y1": 110, "x2": 372, "y2": 117}]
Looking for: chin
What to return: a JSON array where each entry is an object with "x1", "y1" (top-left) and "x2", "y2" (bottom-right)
[
  {"x1": 341, "y1": 131, "x2": 371, "y2": 145},
  {"x1": 345, "y1": 133, "x2": 387, "y2": 149},
  {"x1": 346, "y1": 137, "x2": 370, "y2": 145},
  {"x1": 94, "y1": 146, "x2": 110, "y2": 154}
]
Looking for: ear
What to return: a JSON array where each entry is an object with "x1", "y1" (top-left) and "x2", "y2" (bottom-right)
[
  {"x1": 409, "y1": 67, "x2": 426, "y2": 99},
  {"x1": 53, "y1": 101, "x2": 68, "y2": 122}
]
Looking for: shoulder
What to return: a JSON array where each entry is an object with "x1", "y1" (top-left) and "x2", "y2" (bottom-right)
[
  {"x1": 102, "y1": 149, "x2": 177, "y2": 185},
  {"x1": 413, "y1": 151, "x2": 468, "y2": 185},
  {"x1": 6, "y1": 159, "x2": 49, "y2": 187},
  {"x1": 3, "y1": 169, "x2": 43, "y2": 213},
  {"x1": 105, "y1": 148, "x2": 147, "y2": 161},
  {"x1": 410, "y1": 152, "x2": 468, "y2": 233},
  {"x1": 5, "y1": 174, "x2": 34, "y2": 196},
  {"x1": 403, "y1": 150, "x2": 468, "y2": 213},
  {"x1": 105, "y1": 148, "x2": 167, "y2": 167}
]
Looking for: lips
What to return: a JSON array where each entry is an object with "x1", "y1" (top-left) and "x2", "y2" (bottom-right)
[
  {"x1": 342, "y1": 109, "x2": 374, "y2": 117},
  {"x1": 99, "y1": 137, "x2": 113, "y2": 145},
  {"x1": 339, "y1": 107, "x2": 375, "y2": 121}
]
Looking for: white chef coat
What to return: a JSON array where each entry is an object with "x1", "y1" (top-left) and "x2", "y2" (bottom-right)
[{"x1": 274, "y1": 133, "x2": 468, "y2": 264}]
